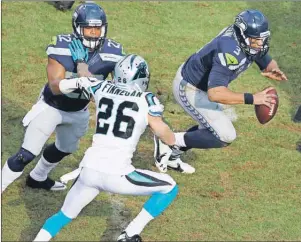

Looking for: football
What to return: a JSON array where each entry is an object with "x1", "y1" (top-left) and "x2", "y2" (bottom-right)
[{"x1": 255, "y1": 87, "x2": 279, "y2": 124}]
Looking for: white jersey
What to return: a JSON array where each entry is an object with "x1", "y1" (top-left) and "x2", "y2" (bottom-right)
[{"x1": 80, "y1": 80, "x2": 164, "y2": 175}]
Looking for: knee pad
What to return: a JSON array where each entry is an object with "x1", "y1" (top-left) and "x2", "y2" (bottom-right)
[
  {"x1": 219, "y1": 127, "x2": 237, "y2": 144},
  {"x1": 7, "y1": 148, "x2": 36, "y2": 172},
  {"x1": 43, "y1": 143, "x2": 70, "y2": 164}
]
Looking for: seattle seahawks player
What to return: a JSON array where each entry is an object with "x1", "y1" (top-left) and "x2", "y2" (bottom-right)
[
  {"x1": 1, "y1": 2, "x2": 125, "y2": 192},
  {"x1": 34, "y1": 55, "x2": 179, "y2": 242},
  {"x1": 154, "y1": 9, "x2": 287, "y2": 173}
]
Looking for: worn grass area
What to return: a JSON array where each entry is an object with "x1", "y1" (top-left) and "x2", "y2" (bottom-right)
[{"x1": 1, "y1": 1, "x2": 301, "y2": 241}]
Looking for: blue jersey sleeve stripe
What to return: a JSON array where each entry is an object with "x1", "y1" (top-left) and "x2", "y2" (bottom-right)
[{"x1": 46, "y1": 47, "x2": 71, "y2": 56}]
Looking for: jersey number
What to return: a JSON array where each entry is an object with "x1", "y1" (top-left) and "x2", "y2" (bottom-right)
[
  {"x1": 96, "y1": 97, "x2": 139, "y2": 139},
  {"x1": 107, "y1": 39, "x2": 121, "y2": 49},
  {"x1": 58, "y1": 34, "x2": 72, "y2": 43}
]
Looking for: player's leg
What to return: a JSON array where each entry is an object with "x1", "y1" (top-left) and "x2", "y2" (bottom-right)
[
  {"x1": 173, "y1": 78, "x2": 237, "y2": 148},
  {"x1": 100, "y1": 169, "x2": 178, "y2": 241},
  {"x1": 2, "y1": 102, "x2": 61, "y2": 192},
  {"x1": 26, "y1": 143, "x2": 70, "y2": 190},
  {"x1": 34, "y1": 168, "x2": 100, "y2": 241},
  {"x1": 155, "y1": 64, "x2": 236, "y2": 173},
  {"x1": 28, "y1": 109, "x2": 89, "y2": 191},
  {"x1": 154, "y1": 64, "x2": 197, "y2": 174}
]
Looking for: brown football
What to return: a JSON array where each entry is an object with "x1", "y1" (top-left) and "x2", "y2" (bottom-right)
[{"x1": 255, "y1": 87, "x2": 279, "y2": 124}]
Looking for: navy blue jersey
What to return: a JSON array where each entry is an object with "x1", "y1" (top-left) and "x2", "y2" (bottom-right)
[
  {"x1": 43, "y1": 33, "x2": 125, "y2": 112},
  {"x1": 181, "y1": 26, "x2": 272, "y2": 92}
]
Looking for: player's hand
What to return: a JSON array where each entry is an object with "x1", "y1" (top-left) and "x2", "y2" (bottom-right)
[
  {"x1": 261, "y1": 68, "x2": 288, "y2": 81},
  {"x1": 69, "y1": 39, "x2": 88, "y2": 63},
  {"x1": 76, "y1": 77, "x2": 95, "y2": 99},
  {"x1": 253, "y1": 87, "x2": 278, "y2": 108}
]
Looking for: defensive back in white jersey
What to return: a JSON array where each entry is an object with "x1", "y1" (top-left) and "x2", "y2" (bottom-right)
[{"x1": 81, "y1": 80, "x2": 163, "y2": 175}]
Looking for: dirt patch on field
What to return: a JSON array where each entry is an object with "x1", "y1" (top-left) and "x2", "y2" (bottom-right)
[{"x1": 100, "y1": 194, "x2": 131, "y2": 241}]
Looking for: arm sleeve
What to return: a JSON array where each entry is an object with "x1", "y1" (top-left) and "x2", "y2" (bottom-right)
[{"x1": 255, "y1": 53, "x2": 272, "y2": 70}]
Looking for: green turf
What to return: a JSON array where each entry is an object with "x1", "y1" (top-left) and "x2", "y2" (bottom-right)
[{"x1": 2, "y1": 1, "x2": 301, "y2": 241}]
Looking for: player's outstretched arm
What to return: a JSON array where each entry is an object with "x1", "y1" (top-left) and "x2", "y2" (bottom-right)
[
  {"x1": 261, "y1": 59, "x2": 288, "y2": 81},
  {"x1": 148, "y1": 115, "x2": 175, "y2": 146},
  {"x1": 208, "y1": 86, "x2": 277, "y2": 108},
  {"x1": 47, "y1": 57, "x2": 66, "y2": 94},
  {"x1": 208, "y1": 86, "x2": 245, "y2": 105}
]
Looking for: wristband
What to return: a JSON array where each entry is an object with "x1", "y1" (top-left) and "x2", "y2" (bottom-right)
[
  {"x1": 244, "y1": 93, "x2": 254, "y2": 105},
  {"x1": 76, "y1": 59, "x2": 86, "y2": 64}
]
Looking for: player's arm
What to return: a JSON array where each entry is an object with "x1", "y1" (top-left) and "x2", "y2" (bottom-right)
[
  {"x1": 207, "y1": 53, "x2": 246, "y2": 105},
  {"x1": 47, "y1": 57, "x2": 66, "y2": 94},
  {"x1": 255, "y1": 54, "x2": 287, "y2": 81},
  {"x1": 145, "y1": 92, "x2": 175, "y2": 146},
  {"x1": 261, "y1": 59, "x2": 288, "y2": 81},
  {"x1": 208, "y1": 86, "x2": 244, "y2": 104},
  {"x1": 208, "y1": 82, "x2": 277, "y2": 108},
  {"x1": 148, "y1": 115, "x2": 175, "y2": 146},
  {"x1": 208, "y1": 67, "x2": 277, "y2": 108}
]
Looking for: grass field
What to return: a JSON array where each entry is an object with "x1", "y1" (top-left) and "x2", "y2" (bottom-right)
[{"x1": 1, "y1": 1, "x2": 301, "y2": 241}]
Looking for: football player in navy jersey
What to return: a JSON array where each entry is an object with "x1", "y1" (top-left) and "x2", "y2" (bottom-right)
[
  {"x1": 2, "y1": 2, "x2": 125, "y2": 192},
  {"x1": 154, "y1": 10, "x2": 287, "y2": 173}
]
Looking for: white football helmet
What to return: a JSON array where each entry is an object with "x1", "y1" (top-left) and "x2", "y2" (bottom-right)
[{"x1": 113, "y1": 54, "x2": 150, "y2": 92}]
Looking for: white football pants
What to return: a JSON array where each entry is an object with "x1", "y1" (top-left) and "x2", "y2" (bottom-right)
[
  {"x1": 22, "y1": 96, "x2": 89, "y2": 155},
  {"x1": 172, "y1": 64, "x2": 237, "y2": 143},
  {"x1": 61, "y1": 167, "x2": 176, "y2": 219}
]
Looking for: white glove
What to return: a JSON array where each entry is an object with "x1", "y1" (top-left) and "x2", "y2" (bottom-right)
[{"x1": 76, "y1": 77, "x2": 101, "y2": 99}]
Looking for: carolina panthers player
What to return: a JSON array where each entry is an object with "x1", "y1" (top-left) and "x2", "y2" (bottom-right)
[
  {"x1": 34, "y1": 55, "x2": 180, "y2": 242},
  {"x1": 154, "y1": 10, "x2": 287, "y2": 173},
  {"x1": 1, "y1": 2, "x2": 125, "y2": 192}
]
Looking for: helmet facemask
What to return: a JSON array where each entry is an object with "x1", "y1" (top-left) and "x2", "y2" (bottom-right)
[
  {"x1": 77, "y1": 23, "x2": 107, "y2": 50},
  {"x1": 238, "y1": 27, "x2": 270, "y2": 57}
]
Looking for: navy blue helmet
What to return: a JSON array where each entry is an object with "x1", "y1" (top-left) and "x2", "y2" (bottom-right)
[
  {"x1": 72, "y1": 3, "x2": 108, "y2": 50},
  {"x1": 233, "y1": 10, "x2": 270, "y2": 57}
]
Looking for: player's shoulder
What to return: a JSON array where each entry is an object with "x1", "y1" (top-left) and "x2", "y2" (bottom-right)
[
  {"x1": 100, "y1": 38, "x2": 125, "y2": 62},
  {"x1": 47, "y1": 33, "x2": 75, "y2": 49},
  {"x1": 46, "y1": 33, "x2": 75, "y2": 57},
  {"x1": 216, "y1": 35, "x2": 247, "y2": 68}
]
